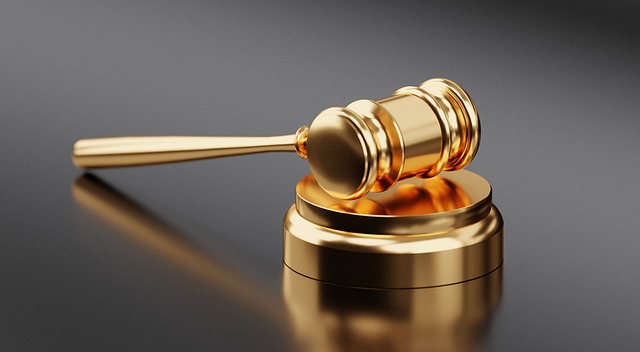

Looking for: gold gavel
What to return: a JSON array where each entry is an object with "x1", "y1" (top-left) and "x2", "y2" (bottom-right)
[{"x1": 73, "y1": 78, "x2": 480, "y2": 199}]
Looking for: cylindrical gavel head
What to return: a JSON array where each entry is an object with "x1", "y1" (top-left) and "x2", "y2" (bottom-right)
[{"x1": 300, "y1": 78, "x2": 480, "y2": 199}]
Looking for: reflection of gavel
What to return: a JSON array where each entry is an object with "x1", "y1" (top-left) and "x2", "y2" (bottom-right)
[
  {"x1": 73, "y1": 78, "x2": 479, "y2": 199},
  {"x1": 327, "y1": 177, "x2": 472, "y2": 215}
]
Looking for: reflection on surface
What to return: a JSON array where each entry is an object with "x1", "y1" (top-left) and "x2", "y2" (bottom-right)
[
  {"x1": 298, "y1": 174, "x2": 475, "y2": 216},
  {"x1": 72, "y1": 174, "x2": 282, "y2": 323},
  {"x1": 284, "y1": 266, "x2": 502, "y2": 352}
]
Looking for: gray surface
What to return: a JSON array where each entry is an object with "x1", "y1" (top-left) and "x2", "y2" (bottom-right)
[{"x1": 1, "y1": 0, "x2": 639, "y2": 350}]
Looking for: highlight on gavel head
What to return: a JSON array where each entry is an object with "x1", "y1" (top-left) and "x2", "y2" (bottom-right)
[{"x1": 299, "y1": 78, "x2": 480, "y2": 200}]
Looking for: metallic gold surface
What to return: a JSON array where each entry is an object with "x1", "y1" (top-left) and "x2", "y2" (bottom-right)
[
  {"x1": 295, "y1": 170, "x2": 490, "y2": 235},
  {"x1": 305, "y1": 78, "x2": 481, "y2": 198},
  {"x1": 294, "y1": 125, "x2": 309, "y2": 159},
  {"x1": 306, "y1": 107, "x2": 380, "y2": 199},
  {"x1": 419, "y1": 78, "x2": 480, "y2": 171},
  {"x1": 72, "y1": 134, "x2": 298, "y2": 168},
  {"x1": 283, "y1": 170, "x2": 503, "y2": 288},
  {"x1": 344, "y1": 99, "x2": 403, "y2": 192},
  {"x1": 73, "y1": 78, "x2": 480, "y2": 199},
  {"x1": 374, "y1": 94, "x2": 444, "y2": 179},
  {"x1": 284, "y1": 265, "x2": 502, "y2": 352}
]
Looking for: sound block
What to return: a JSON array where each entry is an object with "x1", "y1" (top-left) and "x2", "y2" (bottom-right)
[{"x1": 283, "y1": 170, "x2": 503, "y2": 288}]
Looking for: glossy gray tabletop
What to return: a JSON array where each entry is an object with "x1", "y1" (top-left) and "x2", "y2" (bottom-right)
[{"x1": 1, "y1": 1, "x2": 639, "y2": 351}]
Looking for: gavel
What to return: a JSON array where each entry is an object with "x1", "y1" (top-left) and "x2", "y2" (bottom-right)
[{"x1": 73, "y1": 78, "x2": 480, "y2": 199}]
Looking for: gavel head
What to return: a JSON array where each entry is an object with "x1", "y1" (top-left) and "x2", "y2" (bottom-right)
[{"x1": 297, "y1": 78, "x2": 480, "y2": 199}]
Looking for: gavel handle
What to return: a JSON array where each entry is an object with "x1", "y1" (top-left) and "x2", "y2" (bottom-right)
[{"x1": 72, "y1": 134, "x2": 302, "y2": 168}]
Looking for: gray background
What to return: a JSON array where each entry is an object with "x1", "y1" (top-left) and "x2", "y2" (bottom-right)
[{"x1": 1, "y1": 0, "x2": 639, "y2": 350}]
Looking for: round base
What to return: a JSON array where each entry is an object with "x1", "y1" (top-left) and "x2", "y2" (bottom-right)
[{"x1": 283, "y1": 170, "x2": 503, "y2": 289}]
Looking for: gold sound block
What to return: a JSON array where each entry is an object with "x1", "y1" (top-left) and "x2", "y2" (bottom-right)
[{"x1": 283, "y1": 170, "x2": 503, "y2": 288}]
